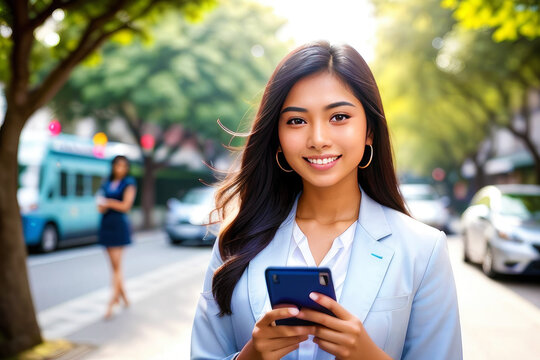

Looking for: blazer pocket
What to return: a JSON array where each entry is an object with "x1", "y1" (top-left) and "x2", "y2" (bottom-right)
[{"x1": 370, "y1": 294, "x2": 409, "y2": 312}]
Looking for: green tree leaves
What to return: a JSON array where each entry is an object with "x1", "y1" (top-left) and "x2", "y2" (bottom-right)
[{"x1": 442, "y1": 0, "x2": 540, "y2": 41}]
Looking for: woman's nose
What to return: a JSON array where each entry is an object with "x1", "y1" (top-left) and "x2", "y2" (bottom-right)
[{"x1": 307, "y1": 121, "x2": 331, "y2": 149}]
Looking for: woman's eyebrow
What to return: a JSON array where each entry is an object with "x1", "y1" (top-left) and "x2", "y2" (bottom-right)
[
  {"x1": 325, "y1": 101, "x2": 355, "y2": 110},
  {"x1": 280, "y1": 101, "x2": 356, "y2": 115},
  {"x1": 280, "y1": 106, "x2": 307, "y2": 114}
]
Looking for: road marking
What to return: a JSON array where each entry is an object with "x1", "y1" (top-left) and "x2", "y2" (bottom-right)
[
  {"x1": 38, "y1": 250, "x2": 211, "y2": 340},
  {"x1": 27, "y1": 231, "x2": 165, "y2": 267}
]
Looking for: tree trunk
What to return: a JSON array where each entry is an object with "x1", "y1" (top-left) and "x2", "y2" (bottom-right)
[
  {"x1": 470, "y1": 154, "x2": 488, "y2": 197},
  {"x1": 507, "y1": 91, "x2": 540, "y2": 184},
  {"x1": 0, "y1": 109, "x2": 42, "y2": 357},
  {"x1": 141, "y1": 156, "x2": 157, "y2": 229},
  {"x1": 513, "y1": 131, "x2": 540, "y2": 184}
]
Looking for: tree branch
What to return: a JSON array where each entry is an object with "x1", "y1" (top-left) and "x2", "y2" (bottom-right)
[
  {"x1": 27, "y1": 17, "x2": 130, "y2": 113},
  {"x1": 28, "y1": 0, "x2": 87, "y2": 30},
  {"x1": 5, "y1": 0, "x2": 32, "y2": 112},
  {"x1": 521, "y1": 89, "x2": 531, "y2": 134},
  {"x1": 118, "y1": 101, "x2": 143, "y2": 141}
]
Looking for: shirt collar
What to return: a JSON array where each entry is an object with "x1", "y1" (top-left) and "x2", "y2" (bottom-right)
[{"x1": 292, "y1": 220, "x2": 357, "y2": 250}]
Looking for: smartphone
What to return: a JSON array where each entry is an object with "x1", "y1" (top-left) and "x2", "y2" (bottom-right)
[{"x1": 265, "y1": 267, "x2": 337, "y2": 326}]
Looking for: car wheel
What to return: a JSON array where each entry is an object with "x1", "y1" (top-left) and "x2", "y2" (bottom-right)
[
  {"x1": 40, "y1": 223, "x2": 58, "y2": 253},
  {"x1": 168, "y1": 235, "x2": 181, "y2": 245},
  {"x1": 482, "y1": 245, "x2": 498, "y2": 278},
  {"x1": 462, "y1": 231, "x2": 473, "y2": 264}
]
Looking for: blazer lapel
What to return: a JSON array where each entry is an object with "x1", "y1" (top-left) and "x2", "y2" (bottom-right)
[
  {"x1": 247, "y1": 194, "x2": 300, "y2": 322},
  {"x1": 339, "y1": 186, "x2": 394, "y2": 323},
  {"x1": 315, "y1": 187, "x2": 395, "y2": 360}
]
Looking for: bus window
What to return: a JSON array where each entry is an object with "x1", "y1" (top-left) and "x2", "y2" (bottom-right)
[
  {"x1": 60, "y1": 171, "x2": 68, "y2": 197},
  {"x1": 75, "y1": 173, "x2": 84, "y2": 197},
  {"x1": 92, "y1": 175, "x2": 103, "y2": 194}
]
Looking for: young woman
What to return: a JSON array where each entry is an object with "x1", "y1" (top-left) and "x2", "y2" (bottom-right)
[
  {"x1": 191, "y1": 42, "x2": 462, "y2": 360},
  {"x1": 97, "y1": 155, "x2": 137, "y2": 319}
]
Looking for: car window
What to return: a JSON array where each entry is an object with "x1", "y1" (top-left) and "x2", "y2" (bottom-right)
[
  {"x1": 500, "y1": 194, "x2": 540, "y2": 220},
  {"x1": 474, "y1": 195, "x2": 491, "y2": 209},
  {"x1": 182, "y1": 188, "x2": 215, "y2": 205},
  {"x1": 400, "y1": 185, "x2": 438, "y2": 201}
]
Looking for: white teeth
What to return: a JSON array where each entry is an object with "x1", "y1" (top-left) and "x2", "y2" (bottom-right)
[{"x1": 307, "y1": 156, "x2": 338, "y2": 165}]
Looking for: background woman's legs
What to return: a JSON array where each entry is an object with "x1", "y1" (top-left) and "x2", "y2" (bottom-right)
[{"x1": 105, "y1": 246, "x2": 129, "y2": 319}]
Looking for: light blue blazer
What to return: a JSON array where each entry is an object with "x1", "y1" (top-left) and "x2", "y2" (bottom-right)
[{"x1": 191, "y1": 186, "x2": 463, "y2": 359}]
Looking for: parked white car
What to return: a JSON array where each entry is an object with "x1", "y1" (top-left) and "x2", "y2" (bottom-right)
[
  {"x1": 400, "y1": 183, "x2": 450, "y2": 231},
  {"x1": 165, "y1": 187, "x2": 219, "y2": 245},
  {"x1": 461, "y1": 184, "x2": 540, "y2": 277}
]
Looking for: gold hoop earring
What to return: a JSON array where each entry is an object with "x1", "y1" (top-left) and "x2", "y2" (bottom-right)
[
  {"x1": 276, "y1": 149, "x2": 294, "y2": 173},
  {"x1": 358, "y1": 144, "x2": 373, "y2": 169}
]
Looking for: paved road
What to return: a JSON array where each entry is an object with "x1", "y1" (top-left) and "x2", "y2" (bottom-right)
[
  {"x1": 29, "y1": 232, "x2": 540, "y2": 359},
  {"x1": 27, "y1": 230, "x2": 208, "y2": 312}
]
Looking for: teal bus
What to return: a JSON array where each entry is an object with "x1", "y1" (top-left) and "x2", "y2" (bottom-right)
[{"x1": 18, "y1": 133, "x2": 140, "y2": 252}]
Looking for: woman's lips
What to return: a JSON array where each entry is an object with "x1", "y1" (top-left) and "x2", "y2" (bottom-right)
[{"x1": 303, "y1": 155, "x2": 342, "y2": 170}]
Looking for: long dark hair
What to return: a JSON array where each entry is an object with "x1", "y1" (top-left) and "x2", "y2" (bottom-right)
[
  {"x1": 212, "y1": 41, "x2": 408, "y2": 316},
  {"x1": 108, "y1": 155, "x2": 130, "y2": 181}
]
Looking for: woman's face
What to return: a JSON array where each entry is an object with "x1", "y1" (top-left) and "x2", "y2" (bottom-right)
[
  {"x1": 278, "y1": 71, "x2": 372, "y2": 189},
  {"x1": 113, "y1": 159, "x2": 129, "y2": 179}
]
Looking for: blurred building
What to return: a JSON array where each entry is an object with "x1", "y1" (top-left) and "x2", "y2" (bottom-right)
[{"x1": 462, "y1": 90, "x2": 540, "y2": 186}]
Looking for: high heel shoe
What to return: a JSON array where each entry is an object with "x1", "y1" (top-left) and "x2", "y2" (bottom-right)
[{"x1": 104, "y1": 297, "x2": 120, "y2": 320}]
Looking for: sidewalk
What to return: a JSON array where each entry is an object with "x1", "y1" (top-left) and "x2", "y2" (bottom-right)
[
  {"x1": 43, "y1": 237, "x2": 540, "y2": 360},
  {"x1": 46, "y1": 250, "x2": 211, "y2": 360}
]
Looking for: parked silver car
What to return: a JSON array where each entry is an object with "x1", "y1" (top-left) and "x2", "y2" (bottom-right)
[
  {"x1": 400, "y1": 183, "x2": 450, "y2": 231},
  {"x1": 461, "y1": 184, "x2": 540, "y2": 277},
  {"x1": 165, "y1": 187, "x2": 219, "y2": 245}
]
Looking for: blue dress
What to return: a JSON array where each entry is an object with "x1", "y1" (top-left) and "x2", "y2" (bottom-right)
[{"x1": 98, "y1": 176, "x2": 136, "y2": 247}]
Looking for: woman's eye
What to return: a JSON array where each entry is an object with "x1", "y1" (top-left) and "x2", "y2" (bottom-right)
[
  {"x1": 286, "y1": 118, "x2": 306, "y2": 125},
  {"x1": 331, "y1": 114, "x2": 350, "y2": 122}
]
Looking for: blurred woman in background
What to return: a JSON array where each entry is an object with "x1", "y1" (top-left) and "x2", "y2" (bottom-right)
[{"x1": 97, "y1": 155, "x2": 137, "y2": 319}]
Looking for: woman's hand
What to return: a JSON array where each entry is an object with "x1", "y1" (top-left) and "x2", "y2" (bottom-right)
[
  {"x1": 238, "y1": 307, "x2": 314, "y2": 360},
  {"x1": 297, "y1": 293, "x2": 392, "y2": 360},
  {"x1": 97, "y1": 198, "x2": 109, "y2": 213},
  {"x1": 103, "y1": 185, "x2": 136, "y2": 213}
]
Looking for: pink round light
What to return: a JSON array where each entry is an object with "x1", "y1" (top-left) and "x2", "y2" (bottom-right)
[
  {"x1": 432, "y1": 167, "x2": 446, "y2": 182},
  {"x1": 141, "y1": 134, "x2": 155, "y2": 150},
  {"x1": 93, "y1": 145, "x2": 105, "y2": 158},
  {"x1": 48, "y1": 120, "x2": 62, "y2": 136}
]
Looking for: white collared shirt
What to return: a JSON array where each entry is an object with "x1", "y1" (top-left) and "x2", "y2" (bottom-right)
[{"x1": 262, "y1": 219, "x2": 357, "y2": 360}]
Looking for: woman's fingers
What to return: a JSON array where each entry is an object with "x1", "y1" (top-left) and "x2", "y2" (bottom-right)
[
  {"x1": 273, "y1": 325, "x2": 315, "y2": 338},
  {"x1": 256, "y1": 335, "x2": 308, "y2": 353},
  {"x1": 309, "y1": 292, "x2": 352, "y2": 320},
  {"x1": 259, "y1": 307, "x2": 299, "y2": 327},
  {"x1": 297, "y1": 308, "x2": 350, "y2": 332},
  {"x1": 312, "y1": 325, "x2": 350, "y2": 344},
  {"x1": 313, "y1": 337, "x2": 350, "y2": 359},
  {"x1": 271, "y1": 342, "x2": 302, "y2": 360},
  {"x1": 252, "y1": 308, "x2": 315, "y2": 359}
]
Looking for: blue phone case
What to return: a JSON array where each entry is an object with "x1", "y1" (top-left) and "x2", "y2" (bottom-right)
[{"x1": 265, "y1": 267, "x2": 337, "y2": 326}]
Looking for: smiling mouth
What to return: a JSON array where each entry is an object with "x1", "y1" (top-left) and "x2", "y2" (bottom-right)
[{"x1": 303, "y1": 155, "x2": 342, "y2": 165}]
